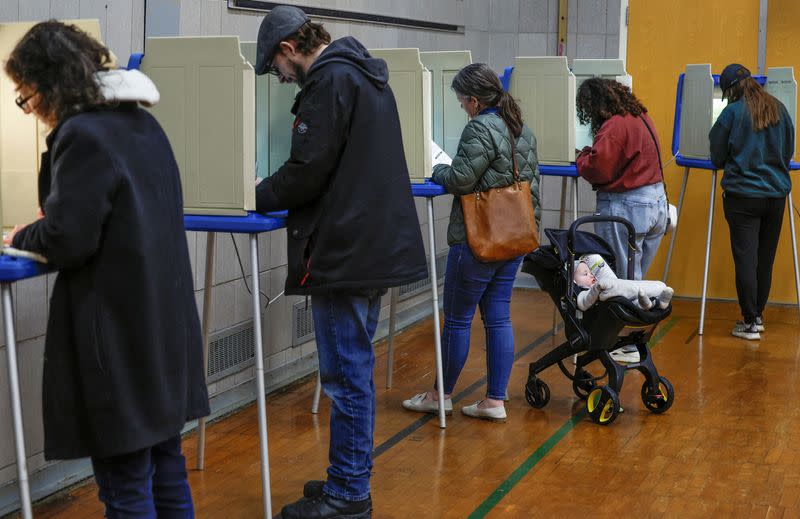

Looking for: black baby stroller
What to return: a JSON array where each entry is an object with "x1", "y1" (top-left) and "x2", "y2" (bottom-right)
[{"x1": 521, "y1": 215, "x2": 674, "y2": 425}]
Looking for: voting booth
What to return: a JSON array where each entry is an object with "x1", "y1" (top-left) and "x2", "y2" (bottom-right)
[
  {"x1": 508, "y1": 56, "x2": 576, "y2": 165},
  {"x1": 572, "y1": 58, "x2": 632, "y2": 149},
  {"x1": 369, "y1": 48, "x2": 432, "y2": 183},
  {"x1": 0, "y1": 20, "x2": 104, "y2": 231},
  {"x1": 140, "y1": 36, "x2": 255, "y2": 215},
  {"x1": 664, "y1": 64, "x2": 799, "y2": 334},
  {"x1": 420, "y1": 51, "x2": 472, "y2": 159},
  {"x1": 241, "y1": 42, "x2": 297, "y2": 180}
]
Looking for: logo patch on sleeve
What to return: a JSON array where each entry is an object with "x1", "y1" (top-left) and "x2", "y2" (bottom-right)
[{"x1": 293, "y1": 117, "x2": 309, "y2": 135}]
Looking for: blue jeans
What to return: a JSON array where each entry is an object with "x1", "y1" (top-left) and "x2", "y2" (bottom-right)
[
  {"x1": 595, "y1": 183, "x2": 668, "y2": 280},
  {"x1": 312, "y1": 291, "x2": 381, "y2": 502},
  {"x1": 438, "y1": 243, "x2": 523, "y2": 400},
  {"x1": 91, "y1": 435, "x2": 194, "y2": 519}
]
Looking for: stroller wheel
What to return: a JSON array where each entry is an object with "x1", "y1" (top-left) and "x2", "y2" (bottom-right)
[
  {"x1": 586, "y1": 386, "x2": 620, "y2": 425},
  {"x1": 525, "y1": 377, "x2": 550, "y2": 409},
  {"x1": 641, "y1": 376, "x2": 674, "y2": 414},
  {"x1": 572, "y1": 368, "x2": 597, "y2": 400}
]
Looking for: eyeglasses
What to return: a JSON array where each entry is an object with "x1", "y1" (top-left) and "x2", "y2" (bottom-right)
[{"x1": 15, "y1": 92, "x2": 35, "y2": 111}]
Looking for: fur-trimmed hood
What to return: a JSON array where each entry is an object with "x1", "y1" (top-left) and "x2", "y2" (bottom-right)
[{"x1": 95, "y1": 69, "x2": 159, "y2": 106}]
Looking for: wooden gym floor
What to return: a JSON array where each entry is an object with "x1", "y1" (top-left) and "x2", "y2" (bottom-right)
[{"x1": 13, "y1": 289, "x2": 800, "y2": 518}]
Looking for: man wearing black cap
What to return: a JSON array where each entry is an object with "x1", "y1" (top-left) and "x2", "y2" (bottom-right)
[{"x1": 253, "y1": 5, "x2": 427, "y2": 519}]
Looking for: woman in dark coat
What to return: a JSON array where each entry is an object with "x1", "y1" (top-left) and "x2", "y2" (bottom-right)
[{"x1": 5, "y1": 21, "x2": 209, "y2": 517}]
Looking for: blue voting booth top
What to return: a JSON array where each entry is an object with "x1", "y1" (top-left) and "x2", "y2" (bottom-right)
[
  {"x1": 414, "y1": 164, "x2": 578, "y2": 198},
  {"x1": 668, "y1": 72, "x2": 799, "y2": 170},
  {"x1": 0, "y1": 256, "x2": 50, "y2": 283},
  {"x1": 184, "y1": 212, "x2": 287, "y2": 233}
]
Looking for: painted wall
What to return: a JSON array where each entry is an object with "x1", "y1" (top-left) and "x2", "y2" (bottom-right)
[{"x1": 624, "y1": 1, "x2": 800, "y2": 305}]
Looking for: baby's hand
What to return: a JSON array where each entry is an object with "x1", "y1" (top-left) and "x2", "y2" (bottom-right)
[{"x1": 597, "y1": 279, "x2": 613, "y2": 292}]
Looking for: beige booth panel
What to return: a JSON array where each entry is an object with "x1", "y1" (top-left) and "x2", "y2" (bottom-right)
[
  {"x1": 510, "y1": 56, "x2": 576, "y2": 165},
  {"x1": 572, "y1": 59, "x2": 632, "y2": 149},
  {"x1": 0, "y1": 20, "x2": 103, "y2": 230},
  {"x1": 678, "y1": 64, "x2": 714, "y2": 160},
  {"x1": 369, "y1": 48, "x2": 432, "y2": 183},
  {"x1": 420, "y1": 51, "x2": 472, "y2": 159},
  {"x1": 241, "y1": 42, "x2": 297, "y2": 179},
  {"x1": 765, "y1": 67, "x2": 797, "y2": 151},
  {"x1": 141, "y1": 36, "x2": 255, "y2": 215}
]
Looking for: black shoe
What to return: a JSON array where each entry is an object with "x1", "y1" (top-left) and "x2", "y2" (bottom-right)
[
  {"x1": 276, "y1": 494, "x2": 372, "y2": 519},
  {"x1": 304, "y1": 480, "x2": 325, "y2": 498}
]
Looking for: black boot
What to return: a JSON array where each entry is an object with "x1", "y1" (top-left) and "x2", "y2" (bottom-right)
[
  {"x1": 303, "y1": 480, "x2": 325, "y2": 498},
  {"x1": 276, "y1": 494, "x2": 372, "y2": 519}
]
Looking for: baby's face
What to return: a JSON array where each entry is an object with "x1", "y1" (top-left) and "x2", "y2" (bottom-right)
[{"x1": 574, "y1": 262, "x2": 596, "y2": 288}]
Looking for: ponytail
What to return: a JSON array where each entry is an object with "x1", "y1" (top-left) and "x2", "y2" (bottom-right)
[{"x1": 498, "y1": 90, "x2": 523, "y2": 139}]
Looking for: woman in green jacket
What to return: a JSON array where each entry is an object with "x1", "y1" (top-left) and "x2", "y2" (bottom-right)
[{"x1": 402, "y1": 63, "x2": 540, "y2": 422}]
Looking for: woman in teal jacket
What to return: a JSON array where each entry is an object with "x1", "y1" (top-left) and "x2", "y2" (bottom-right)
[
  {"x1": 402, "y1": 63, "x2": 540, "y2": 422},
  {"x1": 710, "y1": 63, "x2": 795, "y2": 340}
]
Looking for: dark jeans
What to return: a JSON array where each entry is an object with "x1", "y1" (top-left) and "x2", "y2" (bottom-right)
[
  {"x1": 91, "y1": 435, "x2": 194, "y2": 519},
  {"x1": 723, "y1": 194, "x2": 786, "y2": 323},
  {"x1": 439, "y1": 243, "x2": 523, "y2": 400},
  {"x1": 312, "y1": 290, "x2": 382, "y2": 502}
]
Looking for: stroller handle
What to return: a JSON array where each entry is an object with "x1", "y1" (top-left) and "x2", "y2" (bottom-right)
[{"x1": 567, "y1": 215, "x2": 636, "y2": 293}]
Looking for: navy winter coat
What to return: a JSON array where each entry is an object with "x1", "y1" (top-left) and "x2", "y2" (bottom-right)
[
  {"x1": 13, "y1": 104, "x2": 209, "y2": 459},
  {"x1": 256, "y1": 37, "x2": 427, "y2": 294}
]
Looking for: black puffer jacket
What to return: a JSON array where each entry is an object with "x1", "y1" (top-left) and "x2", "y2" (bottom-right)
[{"x1": 256, "y1": 37, "x2": 427, "y2": 294}]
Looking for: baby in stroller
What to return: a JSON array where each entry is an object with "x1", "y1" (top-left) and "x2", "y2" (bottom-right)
[
  {"x1": 521, "y1": 215, "x2": 674, "y2": 425},
  {"x1": 573, "y1": 254, "x2": 674, "y2": 311}
]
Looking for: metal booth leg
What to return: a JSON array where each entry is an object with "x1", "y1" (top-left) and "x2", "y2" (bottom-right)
[
  {"x1": 426, "y1": 198, "x2": 447, "y2": 429},
  {"x1": 386, "y1": 287, "x2": 398, "y2": 388},
  {"x1": 311, "y1": 371, "x2": 322, "y2": 414},
  {"x1": 553, "y1": 178, "x2": 568, "y2": 335},
  {"x1": 3, "y1": 283, "x2": 32, "y2": 519},
  {"x1": 249, "y1": 234, "x2": 272, "y2": 518},
  {"x1": 788, "y1": 194, "x2": 800, "y2": 312},
  {"x1": 197, "y1": 231, "x2": 215, "y2": 470},
  {"x1": 663, "y1": 167, "x2": 690, "y2": 283},
  {"x1": 699, "y1": 171, "x2": 717, "y2": 336}
]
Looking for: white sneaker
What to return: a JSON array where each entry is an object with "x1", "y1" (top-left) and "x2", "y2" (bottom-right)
[
  {"x1": 732, "y1": 321, "x2": 760, "y2": 340},
  {"x1": 610, "y1": 347, "x2": 640, "y2": 364},
  {"x1": 402, "y1": 392, "x2": 453, "y2": 415},
  {"x1": 755, "y1": 316, "x2": 765, "y2": 332},
  {"x1": 461, "y1": 401, "x2": 507, "y2": 423}
]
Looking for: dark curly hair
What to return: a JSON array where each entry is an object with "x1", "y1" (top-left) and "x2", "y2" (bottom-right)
[
  {"x1": 4, "y1": 20, "x2": 113, "y2": 125},
  {"x1": 576, "y1": 77, "x2": 647, "y2": 137}
]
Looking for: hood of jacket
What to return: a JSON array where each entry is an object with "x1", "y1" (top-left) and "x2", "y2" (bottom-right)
[
  {"x1": 94, "y1": 69, "x2": 160, "y2": 106},
  {"x1": 308, "y1": 36, "x2": 388, "y2": 89}
]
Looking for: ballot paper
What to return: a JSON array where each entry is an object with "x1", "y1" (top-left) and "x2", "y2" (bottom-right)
[
  {"x1": 431, "y1": 140, "x2": 452, "y2": 167},
  {"x1": 2, "y1": 246, "x2": 48, "y2": 264}
]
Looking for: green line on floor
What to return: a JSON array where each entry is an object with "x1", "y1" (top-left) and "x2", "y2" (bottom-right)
[{"x1": 467, "y1": 316, "x2": 679, "y2": 519}]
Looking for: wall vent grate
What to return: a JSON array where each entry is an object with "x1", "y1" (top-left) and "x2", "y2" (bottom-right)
[
  {"x1": 292, "y1": 300, "x2": 316, "y2": 346},
  {"x1": 398, "y1": 252, "x2": 447, "y2": 300},
  {"x1": 208, "y1": 321, "x2": 255, "y2": 382}
]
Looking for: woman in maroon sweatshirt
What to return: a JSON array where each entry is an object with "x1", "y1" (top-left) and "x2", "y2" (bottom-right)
[{"x1": 575, "y1": 77, "x2": 667, "y2": 281}]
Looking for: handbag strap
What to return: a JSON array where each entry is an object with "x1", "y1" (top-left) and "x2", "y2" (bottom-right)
[
  {"x1": 640, "y1": 114, "x2": 673, "y2": 227},
  {"x1": 508, "y1": 125, "x2": 521, "y2": 182},
  {"x1": 472, "y1": 118, "x2": 521, "y2": 194},
  {"x1": 640, "y1": 114, "x2": 663, "y2": 177}
]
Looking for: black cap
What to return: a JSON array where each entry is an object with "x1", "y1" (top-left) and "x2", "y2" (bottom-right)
[
  {"x1": 254, "y1": 5, "x2": 310, "y2": 76},
  {"x1": 719, "y1": 63, "x2": 751, "y2": 92}
]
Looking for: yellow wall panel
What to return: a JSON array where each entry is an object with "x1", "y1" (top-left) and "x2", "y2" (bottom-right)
[{"x1": 627, "y1": 1, "x2": 777, "y2": 302}]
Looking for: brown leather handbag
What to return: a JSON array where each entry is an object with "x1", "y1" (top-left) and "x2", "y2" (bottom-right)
[{"x1": 460, "y1": 126, "x2": 539, "y2": 262}]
